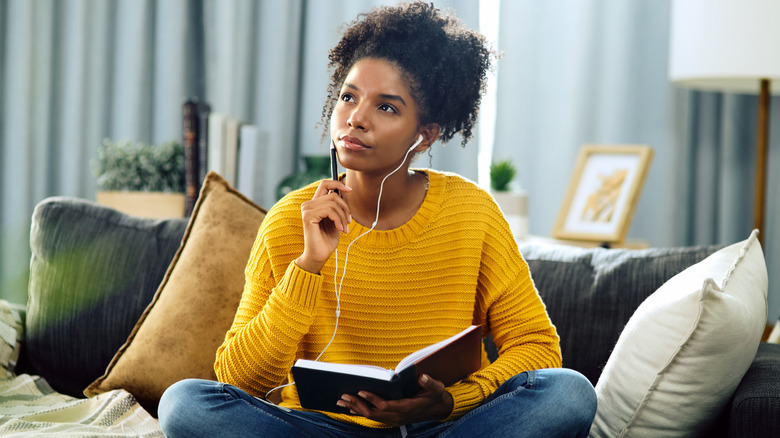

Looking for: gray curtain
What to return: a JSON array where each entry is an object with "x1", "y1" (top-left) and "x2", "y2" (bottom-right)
[
  {"x1": 203, "y1": 0, "x2": 304, "y2": 207},
  {"x1": 680, "y1": 91, "x2": 780, "y2": 322},
  {"x1": 0, "y1": 0, "x2": 480, "y2": 304},
  {"x1": 2, "y1": 0, "x2": 776, "y2": 320},
  {"x1": 493, "y1": 0, "x2": 779, "y2": 321},
  {"x1": 1, "y1": 0, "x2": 207, "y2": 303}
]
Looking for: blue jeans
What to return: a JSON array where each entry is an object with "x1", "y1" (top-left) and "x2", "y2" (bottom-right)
[{"x1": 159, "y1": 368, "x2": 596, "y2": 438}]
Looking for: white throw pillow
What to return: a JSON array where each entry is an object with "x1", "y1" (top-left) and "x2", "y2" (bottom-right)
[{"x1": 589, "y1": 230, "x2": 768, "y2": 438}]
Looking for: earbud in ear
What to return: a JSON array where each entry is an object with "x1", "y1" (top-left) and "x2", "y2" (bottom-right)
[{"x1": 408, "y1": 134, "x2": 424, "y2": 152}]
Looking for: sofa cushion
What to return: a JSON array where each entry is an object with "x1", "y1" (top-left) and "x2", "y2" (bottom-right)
[
  {"x1": 23, "y1": 197, "x2": 188, "y2": 396},
  {"x1": 518, "y1": 240, "x2": 722, "y2": 384},
  {"x1": 728, "y1": 342, "x2": 780, "y2": 437},
  {"x1": 84, "y1": 172, "x2": 266, "y2": 416},
  {"x1": 589, "y1": 230, "x2": 768, "y2": 437}
]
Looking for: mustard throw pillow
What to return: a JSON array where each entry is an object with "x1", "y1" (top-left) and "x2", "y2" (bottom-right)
[{"x1": 84, "y1": 172, "x2": 267, "y2": 416}]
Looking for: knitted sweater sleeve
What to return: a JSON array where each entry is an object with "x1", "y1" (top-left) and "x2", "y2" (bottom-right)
[
  {"x1": 214, "y1": 203, "x2": 320, "y2": 397},
  {"x1": 444, "y1": 199, "x2": 562, "y2": 420}
]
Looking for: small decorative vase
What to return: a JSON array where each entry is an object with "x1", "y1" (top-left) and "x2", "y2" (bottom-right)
[
  {"x1": 492, "y1": 190, "x2": 529, "y2": 240},
  {"x1": 276, "y1": 155, "x2": 331, "y2": 200}
]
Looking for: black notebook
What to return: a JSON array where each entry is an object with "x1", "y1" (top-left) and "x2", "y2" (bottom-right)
[{"x1": 291, "y1": 325, "x2": 482, "y2": 414}]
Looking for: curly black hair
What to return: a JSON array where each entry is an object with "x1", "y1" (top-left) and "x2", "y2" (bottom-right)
[{"x1": 322, "y1": 1, "x2": 496, "y2": 147}]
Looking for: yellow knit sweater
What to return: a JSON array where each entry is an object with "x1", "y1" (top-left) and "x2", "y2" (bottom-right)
[{"x1": 214, "y1": 169, "x2": 561, "y2": 428}]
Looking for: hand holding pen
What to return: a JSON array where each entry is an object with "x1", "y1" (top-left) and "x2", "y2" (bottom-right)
[{"x1": 295, "y1": 145, "x2": 351, "y2": 274}]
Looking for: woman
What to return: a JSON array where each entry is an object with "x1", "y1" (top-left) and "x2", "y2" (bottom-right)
[{"x1": 159, "y1": 2, "x2": 597, "y2": 437}]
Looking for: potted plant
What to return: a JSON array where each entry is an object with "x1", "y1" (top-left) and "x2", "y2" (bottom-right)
[
  {"x1": 275, "y1": 155, "x2": 331, "y2": 200},
  {"x1": 91, "y1": 139, "x2": 186, "y2": 218},
  {"x1": 490, "y1": 159, "x2": 529, "y2": 240}
]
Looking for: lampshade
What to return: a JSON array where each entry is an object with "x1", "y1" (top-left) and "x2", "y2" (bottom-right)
[{"x1": 669, "y1": 0, "x2": 780, "y2": 94}]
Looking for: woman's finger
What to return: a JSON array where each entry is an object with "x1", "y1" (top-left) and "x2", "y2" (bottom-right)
[
  {"x1": 301, "y1": 195, "x2": 351, "y2": 233},
  {"x1": 314, "y1": 180, "x2": 352, "y2": 198}
]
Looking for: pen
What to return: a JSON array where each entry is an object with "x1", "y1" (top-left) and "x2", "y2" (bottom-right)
[{"x1": 330, "y1": 142, "x2": 340, "y2": 195}]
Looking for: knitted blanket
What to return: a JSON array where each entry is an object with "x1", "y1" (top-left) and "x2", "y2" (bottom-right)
[
  {"x1": 0, "y1": 300, "x2": 162, "y2": 437},
  {"x1": 0, "y1": 374, "x2": 163, "y2": 437}
]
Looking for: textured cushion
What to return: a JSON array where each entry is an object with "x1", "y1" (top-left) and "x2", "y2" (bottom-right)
[
  {"x1": 518, "y1": 240, "x2": 722, "y2": 384},
  {"x1": 728, "y1": 342, "x2": 780, "y2": 438},
  {"x1": 589, "y1": 230, "x2": 768, "y2": 437},
  {"x1": 23, "y1": 197, "x2": 188, "y2": 396},
  {"x1": 85, "y1": 172, "x2": 266, "y2": 416},
  {"x1": 0, "y1": 300, "x2": 25, "y2": 378}
]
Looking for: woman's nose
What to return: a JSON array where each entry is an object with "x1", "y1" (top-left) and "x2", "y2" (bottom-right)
[{"x1": 346, "y1": 104, "x2": 369, "y2": 131}]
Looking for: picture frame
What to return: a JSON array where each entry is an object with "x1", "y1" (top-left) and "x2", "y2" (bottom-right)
[{"x1": 552, "y1": 144, "x2": 654, "y2": 243}]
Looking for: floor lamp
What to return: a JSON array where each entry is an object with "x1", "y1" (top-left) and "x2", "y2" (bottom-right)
[{"x1": 668, "y1": 0, "x2": 780, "y2": 245}]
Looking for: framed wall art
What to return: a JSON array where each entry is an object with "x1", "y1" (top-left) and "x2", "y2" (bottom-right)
[{"x1": 552, "y1": 144, "x2": 654, "y2": 243}]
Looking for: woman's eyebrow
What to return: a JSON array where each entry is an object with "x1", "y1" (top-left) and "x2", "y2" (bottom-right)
[
  {"x1": 379, "y1": 93, "x2": 407, "y2": 107},
  {"x1": 344, "y1": 82, "x2": 407, "y2": 107}
]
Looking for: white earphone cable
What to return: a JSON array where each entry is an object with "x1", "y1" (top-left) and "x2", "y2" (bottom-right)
[
  {"x1": 320, "y1": 137, "x2": 420, "y2": 360},
  {"x1": 265, "y1": 136, "x2": 422, "y2": 400}
]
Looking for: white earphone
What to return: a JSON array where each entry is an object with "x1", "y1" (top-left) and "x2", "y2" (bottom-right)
[{"x1": 409, "y1": 134, "x2": 424, "y2": 152}]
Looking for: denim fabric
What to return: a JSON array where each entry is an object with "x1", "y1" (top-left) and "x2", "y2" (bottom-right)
[{"x1": 159, "y1": 368, "x2": 596, "y2": 438}]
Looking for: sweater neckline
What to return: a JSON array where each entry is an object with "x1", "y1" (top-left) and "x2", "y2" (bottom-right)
[{"x1": 342, "y1": 169, "x2": 443, "y2": 247}]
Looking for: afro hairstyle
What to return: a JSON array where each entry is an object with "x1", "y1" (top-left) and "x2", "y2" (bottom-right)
[{"x1": 322, "y1": 1, "x2": 496, "y2": 147}]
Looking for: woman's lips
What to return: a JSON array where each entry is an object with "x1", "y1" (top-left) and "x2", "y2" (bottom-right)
[{"x1": 339, "y1": 135, "x2": 369, "y2": 151}]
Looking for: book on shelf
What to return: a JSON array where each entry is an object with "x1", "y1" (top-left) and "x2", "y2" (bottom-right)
[
  {"x1": 182, "y1": 102, "x2": 251, "y2": 205},
  {"x1": 182, "y1": 99, "x2": 200, "y2": 217},
  {"x1": 207, "y1": 112, "x2": 242, "y2": 187},
  {"x1": 236, "y1": 124, "x2": 267, "y2": 204},
  {"x1": 196, "y1": 102, "x2": 211, "y2": 188},
  {"x1": 291, "y1": 324, "x2": 482, "y2": 415},
  {"x1": 207, "y1": 113, "x2": 226, "y2": 180},
  {"x1": 182, "y1": 98, "x2": 213, "y2": 216},
  {"x1": 223, "y1": 117, "x2": 241, "y2": 187}
]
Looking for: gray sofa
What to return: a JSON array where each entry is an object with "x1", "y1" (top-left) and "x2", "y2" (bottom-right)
[{"x1": 7, "y1": 194, "x2": 780, "y2": 437}]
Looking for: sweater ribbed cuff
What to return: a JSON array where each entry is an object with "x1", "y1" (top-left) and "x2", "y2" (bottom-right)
[
  {"x1": 444, "y1": 384, "x2": 484, "y2": 421},
  {"x1": 279, "y1": 262, "x2": 322, "y2": 310}
]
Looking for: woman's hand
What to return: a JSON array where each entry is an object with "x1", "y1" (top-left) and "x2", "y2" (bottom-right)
[
  {"x1": 295, "y1": 180, "x2": 352, "y2": 274},
  {"x1": 336, "y1": 374, "x2": 454, "y2": 427}
]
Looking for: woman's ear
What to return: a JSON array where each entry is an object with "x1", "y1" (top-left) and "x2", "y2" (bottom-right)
[{"x1": 417, "y1": 123, "x2": 441, "y2": 151}]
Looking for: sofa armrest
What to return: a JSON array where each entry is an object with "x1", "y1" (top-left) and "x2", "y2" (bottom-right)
[{"x1": 728, "y1": 342, "x2": 780, "y2": 438}]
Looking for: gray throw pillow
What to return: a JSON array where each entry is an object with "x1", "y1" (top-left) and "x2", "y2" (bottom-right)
[
  {"x1": 21, "y1": 197, "x2": 188, "y2": 397},
  {"x1": 518, "y1": 241, "x2": 722, "y2": 385}
]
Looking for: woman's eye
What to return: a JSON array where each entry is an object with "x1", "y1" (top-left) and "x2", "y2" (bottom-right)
[
  {"x1": 340, "y1": 93, "x2": 355, "y2": 103},
  {"x1": 379, "y1": 103, "x2": 397, "y2": 114}
]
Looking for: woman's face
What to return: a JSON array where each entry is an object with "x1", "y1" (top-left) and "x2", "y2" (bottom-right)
[{"x1": 330, "y1": 58, "x2": 423, "y2": 176}]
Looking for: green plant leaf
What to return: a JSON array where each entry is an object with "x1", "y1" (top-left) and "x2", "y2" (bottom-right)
[
  {"x1": 91, "y1": 139, "x2": 185, "y2": 192},
  {"x1": 490, "y1": 159, "x2": 517, "y2": 192}
]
